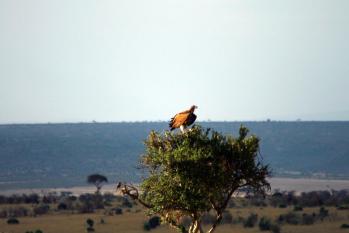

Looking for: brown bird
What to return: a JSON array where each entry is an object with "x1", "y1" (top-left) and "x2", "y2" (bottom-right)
[{"x1": 169, "y1": 105, "x2": 198, "y2": 133}]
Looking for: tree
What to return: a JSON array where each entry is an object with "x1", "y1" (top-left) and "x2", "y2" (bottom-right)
[
  {"x1": 119, "y1": 125, "x2": 270, "y2": 233},
  {"x1": 87, "y1": 174, "x2": 108, "y2": 194}
]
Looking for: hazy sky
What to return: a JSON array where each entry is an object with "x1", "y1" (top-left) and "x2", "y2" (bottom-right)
[{"x1": 0, "y1": 0, "x2": 348, "y2": 123}]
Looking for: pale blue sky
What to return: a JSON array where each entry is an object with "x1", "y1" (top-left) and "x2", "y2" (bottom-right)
[{"x1": 0, "y1": 0, "x2": 348, "y2": 123}]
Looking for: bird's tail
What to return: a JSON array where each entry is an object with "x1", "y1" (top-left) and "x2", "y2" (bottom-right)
[{"x1": 169, "y1": 118, "x2": 175, "y2": 130}]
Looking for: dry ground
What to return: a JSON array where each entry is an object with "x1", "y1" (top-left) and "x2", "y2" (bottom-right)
[{"x1": 1, "y1": 206, "x2": 349, "y2": 233}]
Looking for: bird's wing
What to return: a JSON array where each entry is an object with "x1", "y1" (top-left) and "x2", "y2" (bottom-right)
[
  {"x1": 170, "y1": 112, "x2": 190, "y2": 129},
  {"x1": 185, "y1": 113, "x2": 197, "y2": 126}
]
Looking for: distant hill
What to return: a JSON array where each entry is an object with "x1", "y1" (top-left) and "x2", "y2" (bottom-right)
[{"x1": 0, "y1": 121, "x2": 348, "y2": 190}]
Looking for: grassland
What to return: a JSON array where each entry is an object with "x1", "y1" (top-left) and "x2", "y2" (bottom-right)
[{"x1": 1, "y1": 204, "x2": 349, "y2": 233}]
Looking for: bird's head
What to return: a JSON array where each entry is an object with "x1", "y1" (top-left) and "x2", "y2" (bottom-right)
[{"x1": 190, "y1": 105, "x2": 198, "y2": 112}]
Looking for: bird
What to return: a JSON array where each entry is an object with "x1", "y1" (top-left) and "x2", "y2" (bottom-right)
[{"x1": 169, "y1": 105, "x2": 198, "y2": 133}]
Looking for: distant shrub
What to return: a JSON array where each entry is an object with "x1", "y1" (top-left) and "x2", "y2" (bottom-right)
[
  {"x1": 337, "y1": 205, "x2": 349, "y2": 210},
  {"x1": 259, "y1": 217, "x2": 272, "y2": 231},
  {"x1": 319, "y1": 207, "x2": 329, "y2": 220},
  {"x1": 86, "y1": 218, "x2": 95, "y2": 232},
  {"x1": 293, "y1": 205, "x2": 303, "y2": 211},
  {"x1": 33, "y1": 204, "x2": 50, "y2": 215},
  {"x1": 103, "y1": 193, "x2": 116, "y2": 202},
  {"x1": 143, "y1": 222, "x2": 151, "y2": 231},
  {"x1": 341, "y1": 224, "x2": 349, "y2": 229},
  {"x1": 278, "y1": 204, "x2": 287, "y2": 208},
  {"x1": 86, "y1": 218, "x2": 94, "y2": 228},
  {"x1": 78, "y1": 193, "x2": 103, "y2": 210},
  {"x1": 278, "y1": 212, "x2": 301, "y2": 225},
  {"x1": 78, "y1": 202, "x2": 95, "y2": 213},
  {"x1": 121, "y1": 198, "x2": 133, "y2": 208},
  {"x1": 7, "y1": 217, "x2": 19, "y2": 224},
  {"x1": 114, "y1": 208, "x2": 123, "y2": 215},
  {"x1": 25, "y1": 231, "x2": 42, "y2": 233},
  {"x1": 302, "y1": 213, "x2": 315, "y2": 225},
  {"x1": 5, "y1": 206, "x2": 29, "y2": 217},
  {"x1": 57, "y1": 203, "x2": 68, "y2": 210},
  {"x1": 148, "y1": 216, "x2": 161, "y2": 229},
  {"x1": 142, "y1": 216, "x2": 161, "y2": 231},
  {"x1": 103, "y1": 201, "x2": 112, "y2": 207},
  {"x1": 249, "y1": 196, "x2": 267, "y2": 207},
  {"x1": 244, "y1": 213, "x2": 258, "y2": 228}
]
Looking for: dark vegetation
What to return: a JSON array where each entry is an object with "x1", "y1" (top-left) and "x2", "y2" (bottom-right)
[
  {"x1": 7, "y1": 217, "x2": 19, "y2": 224},
  {"x1": 87, "y1": 174, "x2": 108, "y2": 194},
  {"x1": 86, "y1": 218, "x2": 95, "y2": 232},
  {"x1": 25, "y1": 230, "x2": 43, "y2": 233},
  {"x1": 1, "y1": 121, "x2": 349, "y2": 190},
  {"x1": 143, "y1": 216, "x2": 161, "y2": 231},
  {"x1": 1, "y1": 189, "x2": 349, "y2": 232},
  {"x1": 1, "y1": 189, "x2": 349, "y2": 217},
  {"x1": 119, "y1": 125, "x2": 270, "y2": 233}
]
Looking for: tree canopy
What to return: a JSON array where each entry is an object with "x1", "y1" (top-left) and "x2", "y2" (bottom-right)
[
  {"x1": 87, "y1": 174, "x2": 108, "y2": 193},
  {"x1": 119, "y1": 125, "x2": 270, "y2": 233}
]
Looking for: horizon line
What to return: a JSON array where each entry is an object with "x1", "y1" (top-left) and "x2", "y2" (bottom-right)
[{"x1": 1, "y1": 119, "x2": 349, "y2": 126}]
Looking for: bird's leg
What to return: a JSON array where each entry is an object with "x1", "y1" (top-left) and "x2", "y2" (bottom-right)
[{"x1": 180, "y1": 125, "x2": 186, "y2": 133}]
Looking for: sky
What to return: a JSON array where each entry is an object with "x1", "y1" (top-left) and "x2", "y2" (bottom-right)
[{"x1": 0, "y1": 0, "x2": 348, "y2": 123}]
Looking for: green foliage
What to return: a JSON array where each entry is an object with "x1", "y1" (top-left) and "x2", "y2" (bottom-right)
[
  {"x1": 259, "y1": 217, "x2": 272, "y2": 231},
  {"x1": 86, "y1": 218, "x2": 95, "y2": 232},
  {"x1": 87, "y1": 174, "x2": 108, "y2": 193},
  {"x1": 86, "y1": 218, "x2": 94, "y2": 228},
  {"x1": 143, "y1": 217, "x2": 160, "y2": 232},
  {"x1": 138, "y1": 125, "x2": 270, "y2": 232},
  {"x1": 148, "y1": 216, "x2": 161, "y2": 229},
  {"x1": 7, "y1": 217, "x2": 19, "y2": 224}
]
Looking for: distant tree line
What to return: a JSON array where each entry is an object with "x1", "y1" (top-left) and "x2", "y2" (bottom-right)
[
  {"x1": 1, "y1": 189, "x2": 349, "y2": 210},
  {"x1": 245, "y1": 189, "x2": 349, "y2": 208}
]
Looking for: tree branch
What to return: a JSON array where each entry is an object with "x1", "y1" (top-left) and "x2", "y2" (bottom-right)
[
  {"x1": 208, "y1": 185, "x2": 237, "y2": 233},
  {"x1": 116, "y1": 182, "x2": 153, "y2": 209}
]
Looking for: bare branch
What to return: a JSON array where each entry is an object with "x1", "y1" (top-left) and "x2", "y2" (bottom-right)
[{"x1": 116, "y1": 182, "x2": 153, "y2": 209}]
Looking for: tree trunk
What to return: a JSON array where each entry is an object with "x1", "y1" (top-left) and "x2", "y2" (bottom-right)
[
  {"x1": 207, "y1": 213, "x2": 222, "y2": 233},
  {"x1": 188, "y1": 219, "x2": 204, "y2": 233},
  {"x1": 189, "y1": 219, "x2": 204, "y2": 233}
]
